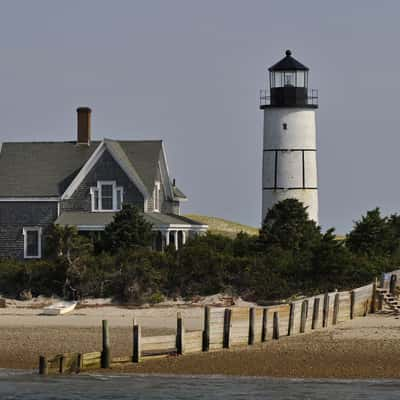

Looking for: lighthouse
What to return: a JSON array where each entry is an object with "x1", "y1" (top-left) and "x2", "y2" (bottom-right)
[{"x1": 260, "y1": 50, "x2": 319, "y2": 223}]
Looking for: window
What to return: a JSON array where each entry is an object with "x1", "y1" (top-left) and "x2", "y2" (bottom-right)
[
  {"x1": 91, "y1": 181, "x2": 123, "y2": 212},
  {"x1": 153, "y1": 181, "x2": 161, "y2": 212},
  {"x1": 23, "y1": 227, "x2": 42, "y2": 259}
]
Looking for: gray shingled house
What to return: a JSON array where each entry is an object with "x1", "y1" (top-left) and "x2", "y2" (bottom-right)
[{"x1": 0, "y1": 107, "x2": 207, "y2": 259}]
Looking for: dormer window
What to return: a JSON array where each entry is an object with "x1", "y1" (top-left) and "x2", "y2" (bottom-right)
[
  {"x1": 91, "y1": 181, "x2": 123, "y2": 212},
  {"x1": 153, "y1": 181, "x2": 161, "y2": 212}
]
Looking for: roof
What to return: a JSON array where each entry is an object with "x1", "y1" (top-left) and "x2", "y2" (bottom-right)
[
  {"x1": 269, "y1": 50, "x2": 309, "y2": 72},
  {"x1": 0, "y1": 140, "x2": 163, "y2": 197},
  {"x1": 55, "y1": 211, "x2": 207, "y2": 229},
  {"x1": 172, "y1": 185, "x2": 187, "y2": 199}
]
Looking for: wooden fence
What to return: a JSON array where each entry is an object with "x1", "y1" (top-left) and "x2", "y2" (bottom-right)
[{"x1": 38, "y1": 279, "x2": 383, "y2": 375}]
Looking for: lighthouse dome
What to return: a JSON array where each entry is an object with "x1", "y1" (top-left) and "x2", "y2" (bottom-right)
[{"x1": 268, "y1": 50, "x2": 309, "y2": 71}]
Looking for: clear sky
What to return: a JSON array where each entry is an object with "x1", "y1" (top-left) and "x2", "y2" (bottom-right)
[{"x1": 0, "y1": 0, "x2": 399, "y2": 233}]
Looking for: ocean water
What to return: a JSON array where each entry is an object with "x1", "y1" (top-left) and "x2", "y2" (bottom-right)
[{"x1": 1, "y1": 370, "x2": 400, "y2": 399}]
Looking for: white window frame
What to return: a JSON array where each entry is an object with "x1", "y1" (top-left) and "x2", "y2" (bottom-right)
[
  {"x1": 90, "y1": 181, "x2": 124, "y2": 212},
  {"x1": 23, "y1": 227, "x2": 42, "y2": 259},
  {"x1": 153, "y1": 181, "x2": 161, "y2": 212}
]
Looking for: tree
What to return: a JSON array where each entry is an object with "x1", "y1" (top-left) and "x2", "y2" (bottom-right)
[
  {"x1": 346, "y1": 208, "x2": 395, "y2": 257},
  {"x1": 45, "y1": 224, "x2": 94, "y2": 298},
  {"x1": 100, "y1": 204, "x2": 154, "y2": 253},
  {"x1": 259, "y1": 198, "x2": 321, "y2": 252}
]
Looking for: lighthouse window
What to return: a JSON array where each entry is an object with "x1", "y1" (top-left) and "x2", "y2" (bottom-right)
[{"x1": 282, "y1": 123, "x2": 287, "y2": 130}]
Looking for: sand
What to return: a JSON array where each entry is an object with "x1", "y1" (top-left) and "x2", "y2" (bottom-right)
[{"x1": 1, "y1": 303, "x2": 400, "y2": 377}]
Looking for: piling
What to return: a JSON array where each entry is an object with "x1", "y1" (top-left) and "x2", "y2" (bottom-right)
[
  {"x1": 390, "y1": 274, "x2": 397, "y2": 295},
  {"x1": 248, "y1": 307, "x2": 255, "y2": 345},
  {"x1": 312, "y1": 297, "x2": 320, "y2": 329},
  {"x1": 288, "y1": 303, "x2": 295, "y2": 336},
  {"x1": 272, "y1": 311, "x2": 279, "y2": 339},
  {"x1": 300, "y1": 300, "x2": 308, "y2": 333},
  {"x1": 39, "y1": 356, "x2": 48, "y2": 375},
  {"x1": 101, "y1": 320, "x2": 110, "y2": 369},
  {"x1": 202, "y1": 306, "x2": 210, "y2": 351},
  {"x1": 333, "y1": 293, "x2": 340, "y2": 325},
  {"x1": 261, "y1": 308, "x2": 268, "y2": 342},
  {"x1": 322, "y1": 293, "x2": 329, "y2": 328},
  {"x1": 350, "y1": 291, "x2": 355, "y2": 320},
  {"x1": 133, "y1": 319, "x2": 141, "y2": 363},
  {"x1": 176, "y1": 312, "x2": 184, "y2": 355},
  {"x1": 223, "y1": 308, "x2": 231, "y2": 348}
]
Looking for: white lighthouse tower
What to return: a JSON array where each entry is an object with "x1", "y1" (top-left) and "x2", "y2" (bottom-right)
[{"x1": 260, "y1": 50, "x2": 319, "y2": 223}]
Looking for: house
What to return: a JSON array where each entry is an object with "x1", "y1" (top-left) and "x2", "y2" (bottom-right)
[{"x1": 0, "y1": 107, "x2": 207, "y2": 259}]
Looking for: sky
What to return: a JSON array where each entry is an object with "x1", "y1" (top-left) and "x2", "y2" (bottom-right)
[{"x1": 0, "y1": 0, "x2": 399, "y2": 233}]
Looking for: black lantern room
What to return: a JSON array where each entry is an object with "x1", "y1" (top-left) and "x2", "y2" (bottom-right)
[{"x1": 261, "y1": 50, "x2": 318, "y2": 108}]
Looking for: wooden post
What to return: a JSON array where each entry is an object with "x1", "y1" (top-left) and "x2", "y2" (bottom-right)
[
  {"x1": 272, "y1": 311, "x2": 279, "y2": 340},
  {"x1": 176, "y1": 312, "x2": 184, "y2": 355},
  {"x1": 300, "y1": 300, "x2": 308, "y2": 333},
  {"x1": 333, "y1": 293, "x2": 340, "y2": 325},
  {"x1": 59, "y1": 355, "x2": 65, "y2": 374},
  {"x1": 261, "y1": 308, "x2": 267, "y2": 342},
  {"x1": 223, "y1": 308, "x2": 231, "y2": 348},
  {"x1": 312, "y1": 297, "x2": 320, "y2": 330},
  {"x1": 248, "y1": 307, "x2": 255, "y2": 345},
  {"x1": 133, "y1": 319, "x2": 141, "y2": 363},
  {"x1": 202, "y1": 306, "x2": 210, "y2": 352},
  {"x1": 101, "y1": 320, "x2": 111, "y2": 368},
  {"x1": 77, "y1": 353, "x2": 83, "y2": 372},
  {"x1": 288, "y1": 303, "x2": 295, "y2": 336},
  {"x1": 371, "y1": 278, "x2": 377, "y2": 314},
  {"x1": 350, "y1": 291, "x2": 355, "y2": 319},
  {"x1": 390, "y1": 274, "x2": 397, "y2": 295},
  {"x1": 322, "y1": 293, "x2": 329, "y2": 328},
  {"x1": 39, "y1": 356, "x2": 48, "y2": 375}
]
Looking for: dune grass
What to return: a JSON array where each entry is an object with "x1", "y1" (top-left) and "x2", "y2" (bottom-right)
[{"x1": 185, "y1": 214, "x2": 258, "y2": 238}]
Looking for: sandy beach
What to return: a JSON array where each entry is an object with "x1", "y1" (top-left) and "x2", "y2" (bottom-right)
[{"x1": 1, "y1": 302, "x2": 400, "y2": 378}]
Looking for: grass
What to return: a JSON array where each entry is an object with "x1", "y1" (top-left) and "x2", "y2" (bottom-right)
[{"x1": 185, "y1": 214, "x2": 258, "y2": 238}]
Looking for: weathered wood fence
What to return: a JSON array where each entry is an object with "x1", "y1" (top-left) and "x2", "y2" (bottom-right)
[{"x1": 38, "y1": 280, "x2": 380, "y2": 375}]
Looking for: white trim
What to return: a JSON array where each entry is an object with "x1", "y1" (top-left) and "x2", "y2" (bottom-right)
[
  {"x1": 22, "y1": 227, "x2": 42, "y2": 259},
  {"x1": 91, "y1": 181, "x2": 123, "y2": 212},
  {"x1": 104, "y1": 139, "x2": 149, "y2": 199},
  {"x1": 75, "y1": 223, "x2": 208, "y2": 232},
  {"x1": 153, "y1": 181, "x2": 161, "y2": 212},
  {"x1": 77, "y1": 225, "x2": 106, "y2": 231},
  {"x1": 61, "y1": 140, "x2": 150, "y2": 213},
  {"x1": 0, "y1": 197, "x2": 59, "y2": 202},
  {"x1": 61, "y1": 140, "x2": 106, "y2": 200},
  {"x1": 159, "y1": 143, "x2": 174, "y2": 200}
]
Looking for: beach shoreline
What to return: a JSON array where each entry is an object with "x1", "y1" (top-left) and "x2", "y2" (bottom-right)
[{"x1": 1, "y1": 303, "x2": 400, "y2": 378}]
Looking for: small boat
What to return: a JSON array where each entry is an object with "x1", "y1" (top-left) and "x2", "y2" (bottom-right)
[{"x1": 42, "y1": 301, "x2": 78, "y2": 316}]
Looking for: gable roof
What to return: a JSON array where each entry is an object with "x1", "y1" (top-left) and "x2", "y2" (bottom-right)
[{"x1": 0, "y1": 140, "x2": 163, "y2": 198}]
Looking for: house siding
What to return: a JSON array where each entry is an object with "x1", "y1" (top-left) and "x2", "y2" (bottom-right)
[
  {"x1": 61, "y1": 150, "x2": 145, "y2": 213},
  {"x1": 0, "y1": 202, "x2": 58, "y2": 259},
  {"x1": 147, "y1": 167, "x2": 180, "y2": 215}
]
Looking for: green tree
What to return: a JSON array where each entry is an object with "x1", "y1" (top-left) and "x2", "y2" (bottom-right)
[
  {"x1": 101, "y1": 204, "x2": 154, "y2": 253},
  {"x1": 346, "y1": 208, "x2": 394, "y2": 257},
  {"x1": 111, "y1": 248, "x2": 165, "y2": 304},
  {"x1": 259, "y1": 198, "x2": 321, "y2": 252}
]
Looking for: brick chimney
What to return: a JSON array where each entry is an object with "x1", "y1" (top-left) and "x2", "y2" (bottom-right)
[{"x1": 77, "y1": 107, "x2": 91, "y2": 145}]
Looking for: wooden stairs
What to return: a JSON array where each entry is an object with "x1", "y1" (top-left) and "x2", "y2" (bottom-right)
[{"x1": 376, "y1": 288, "x2": 400, "y2": 314}]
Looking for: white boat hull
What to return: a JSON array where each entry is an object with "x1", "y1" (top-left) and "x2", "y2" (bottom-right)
[{"x1": 42, "y1": 301, "x2": 77, "y2": 316}]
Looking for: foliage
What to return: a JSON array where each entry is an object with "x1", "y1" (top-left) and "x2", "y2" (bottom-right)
[
  {"x1": 346, "y1": 208, "x2": 395, "y2": 257},
  {"x1": 259, "y1": 198, "x2": 321, "y2": 253},
  {"x1": 99, "y1": 205, "x2": 154, "y2": 253},
  {"x1": 0, "y1": 199, "x2": 397, "y2": 304}
]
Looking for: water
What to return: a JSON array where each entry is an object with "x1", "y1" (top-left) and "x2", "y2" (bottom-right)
[{"x1": 1, "y1": 370, "x2": 400, "y2": 399}]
